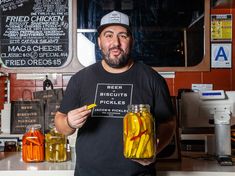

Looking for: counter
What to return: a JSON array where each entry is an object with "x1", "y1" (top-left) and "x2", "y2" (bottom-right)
[
  {"x1": 0, "y1": 152, "x2": 75, "y2": 176},
  {"x1": 1, "y1": 152, "x2": 235, "y2": 176},
  {"x1": 157, "y1": 155, "x2": 235, "y2": 176}
]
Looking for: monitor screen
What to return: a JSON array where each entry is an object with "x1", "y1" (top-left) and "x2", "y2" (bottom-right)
[{"x1": 180, "y1": 91, "x2": 235, "y2": 131}]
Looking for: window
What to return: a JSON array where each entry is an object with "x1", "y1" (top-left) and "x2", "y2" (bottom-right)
[{"x1": 77, "y1": 0, "x2": 210, "y2": 72}]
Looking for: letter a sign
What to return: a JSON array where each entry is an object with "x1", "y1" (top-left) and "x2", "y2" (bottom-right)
[{"x1": 211, "y1": 43, "x2": 231, "y2": 68}]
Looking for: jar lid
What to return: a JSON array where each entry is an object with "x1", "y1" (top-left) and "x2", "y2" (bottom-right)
[
  {"x1": 127, "y1": 104, "x2": 150, "y2": 112},
  {"x1": 48, "y1": 122, "x2": 55, "y2": 129},
  {"x1": 4, "y1": 141, "x2": 16, "y2": 145},
  {"x1": 26, "y1": 124, "x2": 41, "y2": 131}
]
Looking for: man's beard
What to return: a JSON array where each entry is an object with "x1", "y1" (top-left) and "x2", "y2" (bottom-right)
[{"x1": 102, "y1": 47, "x2": 130, "y2": 68}]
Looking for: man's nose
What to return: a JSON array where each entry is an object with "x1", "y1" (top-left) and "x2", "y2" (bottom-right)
[{"x1": 112, "y1": 35, "x2": 121, "y2": 46}]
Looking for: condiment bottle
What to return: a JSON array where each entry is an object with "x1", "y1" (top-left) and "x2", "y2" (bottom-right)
[
  {"x1": 45, "y1": 124, "x2": 67, "y2": 162},
  {"x1": 22, "y1": 124, "x2": 44, "y2": 162},
  {"x1": 123, "y1": 104, "x2": 156, "y2": 159}
]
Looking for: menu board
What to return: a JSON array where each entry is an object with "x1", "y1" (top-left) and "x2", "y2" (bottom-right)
[
  {"x1": 211, "y1": 14, "x2": 232, "y2": 41},
  {"x1": 0, "y1": 0, "x2": 70, "y2": 68}
]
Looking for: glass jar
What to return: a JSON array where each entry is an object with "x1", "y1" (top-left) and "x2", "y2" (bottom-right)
[
  {"x1": 22, "y1": 124, "x2": 44, "y2": 162},
  {"x1": 4, "y1": 141, "x2": 17, "y2": 152},
  {"x1": 45, "y1": 125, "x2": 67, "y2": 162},
  {"x1": 123, "y1": 104, "x2": 156, "y2": 159}
]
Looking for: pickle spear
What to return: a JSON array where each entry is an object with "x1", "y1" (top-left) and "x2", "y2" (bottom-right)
[{"x1": 87, "y1": 103, "x2": 97, "y2": 110}]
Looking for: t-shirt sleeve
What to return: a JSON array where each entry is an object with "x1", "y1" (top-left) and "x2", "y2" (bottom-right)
[
  {"x1": 58, "y1": 74, "x2": 80, "y2": 114},
  {"x1": 153, "y1": 76, "x2": 175, "y2": 124}
]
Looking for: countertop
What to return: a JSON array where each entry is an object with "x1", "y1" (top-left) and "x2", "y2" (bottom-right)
[
  {"x1": 157, "y1": 155, "x2": 235, "y2": 176},
  {"x1": 1, "y1": 152, "x2": 235, "y2": 176},
  {"x1": 0, "y1": 152, "x2": 75, "y2": 176}
]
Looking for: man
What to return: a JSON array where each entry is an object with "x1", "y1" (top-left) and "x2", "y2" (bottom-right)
[{"x1": 55, "y1": 10, "x2": 176, "y2": 176}]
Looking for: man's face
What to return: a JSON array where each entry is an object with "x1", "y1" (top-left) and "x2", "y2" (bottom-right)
[{"x1": 98, "y1": 25, "x2": 132, "y2": 68}]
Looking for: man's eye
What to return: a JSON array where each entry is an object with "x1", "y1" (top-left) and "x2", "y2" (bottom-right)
[
  {"x1": 119, "y1": 34, "x2": 128, "y2": 39},
  {"x1": 105, "y1": 34, "x2": 113, "y2": 38}
]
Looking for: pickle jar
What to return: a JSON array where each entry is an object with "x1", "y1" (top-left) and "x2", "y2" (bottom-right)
[
  {"x1": 123, "y1": 104, "x2": 156, "y2": 159},
  {"x1": 22, "y1": 124, "x2": 45, "y2": 162},
  {"x1": 45, "y1": 124, "x2": 67, "y2": 162}
]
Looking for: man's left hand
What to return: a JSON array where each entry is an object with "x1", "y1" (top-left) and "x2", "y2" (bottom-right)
[{"x1": 131, "y1": 157, "x2": 156, "y2": 166}]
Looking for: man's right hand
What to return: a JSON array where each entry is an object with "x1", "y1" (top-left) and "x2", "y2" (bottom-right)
[
  {"x1": 67, "y1": 105, "x2": 91, "y2": 129},
  {"x1": 55, "y1": 105, "x2": 92, "y2": 136}
]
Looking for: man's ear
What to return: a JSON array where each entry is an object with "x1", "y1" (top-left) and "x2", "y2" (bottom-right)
[{"x1": 98, "y1": 37, "x2": 101, "y2": 50}]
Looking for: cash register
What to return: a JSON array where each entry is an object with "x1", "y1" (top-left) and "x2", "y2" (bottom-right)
[{"x1": 180, "y1": 90, "x2": 235, "y2": 166}]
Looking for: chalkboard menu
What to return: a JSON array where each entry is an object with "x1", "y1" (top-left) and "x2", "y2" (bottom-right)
[{"x1": 0, "y1": 0, "x2": 70, "y2": 68}]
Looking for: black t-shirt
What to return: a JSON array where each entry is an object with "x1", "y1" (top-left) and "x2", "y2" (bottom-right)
[{"x1": 59, "y1": 61, "x2": 174, "y2": 176}]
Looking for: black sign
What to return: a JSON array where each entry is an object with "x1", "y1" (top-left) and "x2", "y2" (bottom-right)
[
  {"x1": 92, "y1": 83, "x2": 132, "y2": 118},
  {"x1": 0, "y1": 0, "x2": 70, "y2": 67},
  {"x1": 10, "y1": 100, "x2": 44, "y2": 134},
  {"x1": 33, "y1": 88, "x2": 63, "y2": 132}
]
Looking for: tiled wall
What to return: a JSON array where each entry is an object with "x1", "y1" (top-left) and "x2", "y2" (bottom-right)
[
  {"x1": 9, "y1": 74, "x2": 67, "y2": 101},
  {"x1": 167, "y1": 69, "x2": 234, "y2": 96},
  {"x1": 0, "y1": 77, "x2": 7, "y2": 109}
]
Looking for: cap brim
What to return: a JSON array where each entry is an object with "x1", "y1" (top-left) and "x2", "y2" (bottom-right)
[{"x1": 97, "y1": 23, "x2": 131, "y2": 35}]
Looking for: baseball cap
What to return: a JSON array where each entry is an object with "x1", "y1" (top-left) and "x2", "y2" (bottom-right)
[{"x1": 97, "y1": 11, "x2": 131, "y2": 35}]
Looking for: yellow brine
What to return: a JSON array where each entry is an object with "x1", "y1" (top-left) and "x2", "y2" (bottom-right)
[
  {"x1": 123, "y1": 104, "x2": 156, "y2": 159},
  {"x1": 45, "y1": 125, "x2": 67, "y2": 162}
]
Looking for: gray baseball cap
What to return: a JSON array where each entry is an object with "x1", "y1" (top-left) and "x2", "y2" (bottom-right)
[{"x1": 97, "y1": 11, "x2": 131, "y2": 35}]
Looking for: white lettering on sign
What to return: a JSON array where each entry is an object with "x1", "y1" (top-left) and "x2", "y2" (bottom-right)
[
  {"x1": 92, "y1": 83, "x2": 133, "y2": 118},
  {"x1": 6, "y1": 16, "x2": 30, "y2": 22},
  {"x1": 31, "y1": 16, "x2": 64, "y2": 22},
  {"x1": 99, "y1": 92, "x2": 128, "y2": 97},
  {"x1": 8, "y1": 45, "x2": 29, "y2": 52},
  {"x1": 4, "y1": 59, "x2": 26, "y2": 66},
  {"x1": 3, "y1": 58, "x2": 62, "y2": 67},
  {"x1": 0, "y1": 0, "x2": 13, "y2": 3},
  {"x1": 32, "y1": 45, "x2": 63, "y2": 52}
]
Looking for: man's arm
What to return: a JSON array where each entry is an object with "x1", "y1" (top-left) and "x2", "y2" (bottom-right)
[
  {"x1": 54, "y1": 111, "x2": 76, "y2": 136},
  {"x1": 133, "y1": 116, "x2": 176, "y2": 166},
  {"x1": 55, "y1": 105, "x2": 92, "y2": 136},
  {"x1": 156, "y1": 116, "x2": 176, "y2": 155}
]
